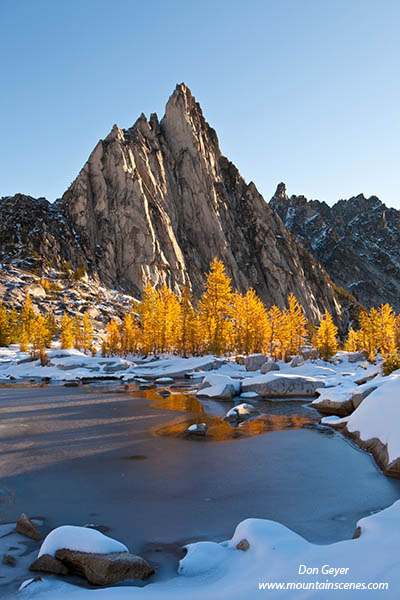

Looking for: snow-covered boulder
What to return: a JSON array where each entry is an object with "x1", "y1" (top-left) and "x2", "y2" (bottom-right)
[
  {"x1": 197, "y1": 383, "x2": 235, "y2": 400},
  {"x1": 244, "y1": 354, "x2": 267, "y2": 371},
  {"x1": 312, "y1": 383, "x2": 378, "y2": 416},
  {"x1": 32, "y1": 526, "x2": 153, "y2": 585},
  {"x1": 260, "y1": 361, "x2": 280, "y2": 374},
  {"x1": 38, "y1": 526, "x2": 128, "y2": 557},
  {"x1": 186, "y1": 423, "x2": 208, "y2": 436},
  {"x1": 330, "y1": 375, "x2": 400, "y2": 477},
  {"x1": 197, "y1": 373, "x2": 241, "y2": 400},
  {"x1": 178, "y1": 541, "x2": 228, "y2": 576},
  {"x1": 225, "y1": 403, "x2": 259, "y2": 422},
  {"x1": 242, "y1": 373, "x2": 324, "y2": 398},
  {"x1": 290, "y1": 355, "x2": 305, "y2": 367}
]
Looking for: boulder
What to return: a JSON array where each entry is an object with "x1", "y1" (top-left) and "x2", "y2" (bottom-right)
[
  {"x1": 353, "y1": 370, "x2": 380, "y2": 385},
  {"x1": 54, "y1": 549, "x2": 154, "y2": 586},
  {"x1": 290, "y1": 355, "x2": 305, "y2": 367},
  {"x1": 186, "y1": 423, "x2": 208, "y2": 436},
  {"x1": 348, "y1": 351, "x2": 368, "y2": 363},
  {"x1": 197, "y1": 383, "x2": 235, "y2": 400},
  {"x1": 351, "y1": 386, "x2": 377, "y2": 410},
  {"x1": 260, "y1": 361, "x2": 280, "y2": 374},
  {"x1": 242, "y1": 375, "x2": 324, "y2": 398},
  {"x1": 30, "y1": 554, "x2": 69, "y2": 575},
  {"x1": 103, "y1": 362, "x2": 130, "y2": 373},
  {"x1": 16, "y1": 514, "x2": 43, "y2": 541},
  {"x1": 236, "y1": 539, "x2": 250, "y2": 551},
  {"x1": 225, "y1": 403, "x2": 259, "y2": 423},
  {"x1": 245, "y1": 354, "x2": 267, "y2": 371}
]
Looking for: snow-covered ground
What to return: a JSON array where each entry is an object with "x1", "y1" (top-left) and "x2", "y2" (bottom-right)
[
  {"x1": 18, "y1": 500, "x2": 400, "y2": 598},
  {"x1": 2, "y1": 347, "x2": 400, "y2": 598}
]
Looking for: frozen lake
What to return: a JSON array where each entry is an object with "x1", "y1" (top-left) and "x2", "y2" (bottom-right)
[{"x1": 1, "y1": 382, "x2": 400, "y2": 588}]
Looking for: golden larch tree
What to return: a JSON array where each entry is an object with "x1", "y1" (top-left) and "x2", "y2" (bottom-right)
[
  {"x1": 60, "y1": 313, "x2": 74, "y2": 349},
  {"x1": 315, "y1": 310, "x2": 338, "y2": 361},
  {"x1": 198, "y1": 258, "x2": 233, "y2": 355}
]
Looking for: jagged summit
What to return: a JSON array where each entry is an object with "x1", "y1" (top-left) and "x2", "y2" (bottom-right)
[
  {"x1": 270, "y1": 188, "x2": 400, "y2": 310},
  {"x1": 1, "y1": 85, "x2": 343, "y2": 323}
]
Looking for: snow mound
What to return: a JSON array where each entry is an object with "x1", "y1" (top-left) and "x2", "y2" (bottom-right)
[
  {"x1": 344, "y1": 374, "x2": 400, "y2": 463},
  {"x1": 38, "y1": 525, "x2": 128, "y2": 557}
]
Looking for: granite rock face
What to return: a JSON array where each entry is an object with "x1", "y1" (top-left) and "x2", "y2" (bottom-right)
[
  {"x1": 270, "y1": 183, "x2": 400, "y2": 311},
  {"x1": 1, "y1": 85, "x2": 342, "y2": 322}
]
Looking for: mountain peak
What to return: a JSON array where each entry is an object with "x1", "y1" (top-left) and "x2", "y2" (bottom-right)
[
  {"x1": 161, "y1": 84, "x2": 221, "y2": 158},
  {"x1": 273, "y1": 182, "x2": 288, "y2": 200}
]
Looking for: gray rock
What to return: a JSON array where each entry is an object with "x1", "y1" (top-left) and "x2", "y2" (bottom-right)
[
  {"x1": 242, "y1": 376, "x2": 324, "y2": 398},
  {"x1": 197, "y1": 383, "x2": 235, "y2": 400},
  {"x1": 245, "y1": 354, "x2": 267, "y2": 372},
  {"x1": 290, "y1": 355, "x2": 305, "y2": 367},
  {"x1": 351, "y1": 386, "x2": 377, "y2": 410},
  {"x1": 261, "y1": 361, "x2": 280, "y2": 374},
  {"x1": 15, "y1": 513, "x2": 42, "y2": 541},
  {"x1": 347, "y1": 351, "x2": 368, "y2": 363},
  {"x1": 55, "y1": 549, "x2": 154, "y2": 585}
]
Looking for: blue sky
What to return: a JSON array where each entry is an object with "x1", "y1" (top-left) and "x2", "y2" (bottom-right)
[{"x1": 1, "y1": 0, "x2": 399, "y2": 207}]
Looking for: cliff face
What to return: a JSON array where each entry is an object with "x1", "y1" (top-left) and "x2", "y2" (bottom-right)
[
  {"x1": 0, "y1": 85, "x2": 343, "y2": 322},
  {"x1": 270, "y1": 184, "x2": 400, "y2": 311},
  {"x1": 0, "y1": 194, "x2": 83, "y2": 270},
  {"x1": 56, "y1": 83, "x2": 340, "y2": 321}
]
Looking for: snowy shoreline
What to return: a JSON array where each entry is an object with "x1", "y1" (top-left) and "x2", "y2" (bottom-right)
[{"x1": 2, "y1": 347, "x2": 400, "y2": 597}]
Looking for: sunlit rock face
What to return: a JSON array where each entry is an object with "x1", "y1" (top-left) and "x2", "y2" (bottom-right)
[
  {"x1": 58, "y1": 84, "x2": 341, "y2": 321},
  {"x1": 0, "y1": 85, "x2": 341, "y2": 321},
  {"x1": 270, "y1": 184, "x2": 400, "y2": 311}
]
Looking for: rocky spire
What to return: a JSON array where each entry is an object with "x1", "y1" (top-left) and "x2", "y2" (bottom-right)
[{"x1": 57, "y1": 84, "x2": 342, "y2": 321}]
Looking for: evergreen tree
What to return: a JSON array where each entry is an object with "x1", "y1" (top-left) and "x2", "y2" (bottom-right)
[
  {"x1": 60, "y1": 313, "x2": 74, "y2": 349},
  {"x1": 19, "y1": 329, "x2": 29, "y2": 352},
  {"x1": 82, "y1": 312, "x2": 94, "y2": 354},
  {"x1": 377, "y1": 304, "x2": 396, "y2": 357},
  {"x1": 9, "y1": 306, "x2": 20, "y2": 344},
  {"x1": 198, "y1": 258, "x2": 233, "y2": 355},
  {"x1": 344, "y1": 327, "x2": 360, "y2": 352},
  {"x1": 103, "y1": 320, "x2": 121, "y2": 356},
  {"x1": 20, "y1": 294, "x2": 36, "y2": 341},
  {"x1": 31, "y1": 314, "x2": 49, "y2": 358},
  {"x1": 138, "y1": 282, "x2": 159, "y2": 355},
  {"x1": 73, "y1": 314, "x2": 84, "y2": 350},
  {"x1": 179, "y1": 285, "x2": 197, "y2": 356},
  {"x1": 0, "y1": 303, "x2": 10, "y2": 347},
  {"x1": 120, "y1": 313, "x2": 138, "y2": 356},
  {"x1": 315, "y1": 310, "x2": 338, "y2": 361},
  {"x1": 44, "y1": 312, "x2": 58, "y2": 347},
  {"x1": 266, "y1": 305, "x2": 283, "y2": 360},
  {"x1": 231, "y1": 289, "x2": 267, "y2": 355},
  {"x1": 283, "y1": 293, "x2": 307, "y2": 359}
]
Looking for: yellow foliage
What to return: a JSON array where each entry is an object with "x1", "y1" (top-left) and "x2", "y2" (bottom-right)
[
  {"x1": 198, "y1": 258, "x2": 233, "y2": 355},
  {"x1": 315, "y1": 310, "x2": 338, "y2": 361}
]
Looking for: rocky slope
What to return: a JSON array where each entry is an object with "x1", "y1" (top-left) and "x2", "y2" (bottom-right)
[
  {"x1": 270, "y1": 184, "x2": 400, "y2": 311},
  {"x1": 0, "y1": 84, "x2": 342, "y2": 323}
]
